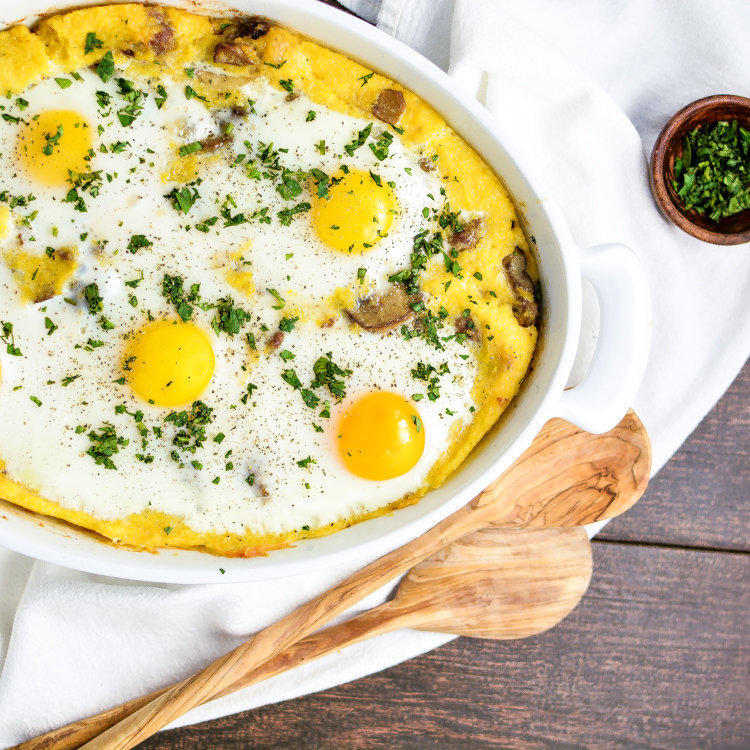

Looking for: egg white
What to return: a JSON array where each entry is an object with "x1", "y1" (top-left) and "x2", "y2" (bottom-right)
[{"x1": 0, "y1": 64, "x2": 480, "y2": 536}]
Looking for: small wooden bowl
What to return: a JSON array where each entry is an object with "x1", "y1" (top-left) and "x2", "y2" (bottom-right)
[{"x1": 649, "y1": 94, "x2": 750, "y2": 245}]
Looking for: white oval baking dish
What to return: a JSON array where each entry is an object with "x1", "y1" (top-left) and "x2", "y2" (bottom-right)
[{"x1": 0, "y1": 0, "x2": 651, "y2": 583}]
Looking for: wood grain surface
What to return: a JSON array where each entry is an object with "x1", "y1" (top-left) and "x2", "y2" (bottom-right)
[{"x1": 139, "y1": 363, "x2": 749, "y2": 749}]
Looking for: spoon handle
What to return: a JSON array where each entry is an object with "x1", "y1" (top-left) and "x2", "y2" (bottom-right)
[
  {"x1": 16, "y1": 601, "x2": 416, "y2": 750},
  {"x1": 81, "y1": 504, "x2": 482, "y2": 750}
]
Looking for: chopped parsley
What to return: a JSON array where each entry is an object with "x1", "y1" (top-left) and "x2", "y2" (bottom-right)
[
  {"x1": 277, "y1": 202, "x2": 311, "y2": 226},
  {"x1": 344, "y1": 123, "x2": 373, "y2": 156},
  {"x1": 154, "y1": 84, "x2": 168, "y2": 109},
  {"x1": 161, "y1": 274, "x2": 200, "y2": 321},
  {"x1": 185, "y1": 85, "x2": 208, "y2": 103},
  {"x1": 279, "y1": 316, "x2": 299, "y2": 332},
  {"x1": 166, "y1": 400, "x2": 214, "y2": 455},
  {"x1": 211, "y1": 297, "x2": 251, "y2": 336},
  {"x1": 165, "y1": 185, "x2": 200, "y2": 213},
  {"x1": 369, "y1": 130, "x2": 394, "y2": 161},
  {"x1": 84, "y1": 422, "x2": 128, "y2": 469},
  {"x1": 672, "y1": 119, "x2": 750, "y2": 221},
  {"x1": 1, "y1": 321, "x2": 21, "y2": 356},
  {"x1": 42, "y1": 126, "x2": 63, "y2": 156},
  {"x1": 178, "y1": 141, "x2": 203, "y2": 157},
  {"x1": 82, "y1": 283, "x2": 103, "y2": 315},
  {"x1": 267, "y1": 288, "x2": 285, "y2": 309},
  {"x1": 84, "y1": 32, "x2": 104, "y2": 55},
  {"x1": 127, "y1": 234, "x2": 153, "y2": 253},
  {"x1": 358, "y1": 71, "x2": 374, "y2": 86},
  {"x1": 311, "y1": 353, "x2": 352, "y2": 400},
  {"x1": 115, "y1": 78, "x2": 146, "y2": 126},
  {"x1": 96, "y1": 51, "x2": 114, "y2": 82}
]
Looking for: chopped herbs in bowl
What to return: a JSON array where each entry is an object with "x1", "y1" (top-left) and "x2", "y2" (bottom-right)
[
  {"x1": 650, "y1": 95, "x2": 750, "y2": 245},
  {"x1": 672, "y1": 120, "x2": 750, "y2": 222}
]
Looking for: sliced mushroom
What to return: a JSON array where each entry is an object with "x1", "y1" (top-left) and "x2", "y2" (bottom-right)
[
  {"x1": 268, "y1": 330, "x2": 284, "y2": 349},
  {"x1": 502, "y1": 247, "x2": 535, "y2": 295},
  {"x1": 222, "y1": 16, "x2": 272, "y2": 41},
  {"x1": 199, "y1": 132, "x2": 232, "y2": 152},
  {"x1": 448, "y1": 216, "x2": 486, "y2": 251},
  {"x1": 147, "y1": 8, "x2": 175, "y2": 55},
  {"x1": 214, "y1": 41, "x2": 257, "y2": 66},
  {"x1": 346, "y1": 285, "x2": 416, "y2": 332},
  {"x1": 502, "y1": 248, "x2": 538, "y2": 328},
  {"x1": 419, "y1": 156, "x2": 436, "y2": 172},
  {"x1": 455, "y1": 314, "x2": 480, "y2": 342},
  {"x1": 195, "y1": 69, "x2": 255, "y2": 92},
  {"x1": 372, "y1": 88, "x2": 406, "y2": 125}
]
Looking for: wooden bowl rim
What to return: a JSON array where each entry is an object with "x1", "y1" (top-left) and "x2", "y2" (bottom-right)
[{"x1": 649, "y1": 94, "x2": 750, "y2": 246}]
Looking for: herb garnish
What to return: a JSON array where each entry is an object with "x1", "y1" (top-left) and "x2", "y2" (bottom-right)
[
  {"x1": 211, "y1": 296, "x2": 250, "y2": 336},
  {"x1": 1, "y1": 321, "x2": 21, "y2": 356},
  {"x1": 672, "y1": 119, "x2": 750, "y2": 221},
  {"x1": 311, "y1": 353, "x2": 352, "y2": 400},
  {"x1": 84, "y1": 32, "x2": 103, "y2": 54},
  {"x1": 344, "y1": 123, "x2": 373, "y2": 156},
  {"x1": 166, "y1": 401, "x2": 214, "y2": 455},
  {"x1": 162, "y1": 274, "x2": 200, "y2": 321},
  {"x1": 84, "y1": 422, "x2": 128, "y2": 469},
  {"x1": 96, "y1": 51, "x2": 115, "y2": 83},
  {"x1": 127, "y1": 234, "x2": 153, "y2": 253},
  {"x1": 165, "y1": 185, "x2": 200, "y2": 213}
]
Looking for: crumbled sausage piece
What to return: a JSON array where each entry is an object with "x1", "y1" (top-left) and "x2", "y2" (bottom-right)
[
  {"x1": 199, "y1": 133, "x2": 232, "y2": 152},
  {"x1": 502, "y1": 248, "x2": 538, "y2": 327},
  {"x1": 268, "y1": 330, "x2": 285, "y2": 349},
  {"x1": 147, "y1": 8, "x2": 175, "y2": 55},
  {"x1": 224, "y1": 16, "x2": 271, "y2": 40},
  {"x1": 372, "y1": 88, "x2": 406, "y2": 125},
  {"x1": 448, "y1": 216, "x2": 486, "y2": 251},
  {"x1": 346, "y1": 285, "x2": 416, "y2": 331},
  {"x1": 455, "y1": 314, "x2": 480, "y2": 342},
  {"x1": 419, "y1": 156, "x2": 436, "y2": 172},
  {"x1": 214, "y1": 42, "x2": 256, "y2": 66},
  {"x1": 285, "y1": 92, "x2": 300, "y2": 102}
]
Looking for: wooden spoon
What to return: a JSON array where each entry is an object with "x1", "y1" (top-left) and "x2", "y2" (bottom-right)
[
  {"x1": 82, "y1": 410, "x2": 650, "y2": 749},
  {"x1": 18, "y1": 527, "x2": 592, "y2": 750}
]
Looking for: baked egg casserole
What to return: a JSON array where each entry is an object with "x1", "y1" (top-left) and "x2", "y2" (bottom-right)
[{"x1": 0, "y1": 5, "x2": 539, "y2": 557}]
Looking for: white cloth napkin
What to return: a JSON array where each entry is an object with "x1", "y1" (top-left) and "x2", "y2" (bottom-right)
[{"x1": 1, "y1": 0, "x2": 748, "y2": 743}]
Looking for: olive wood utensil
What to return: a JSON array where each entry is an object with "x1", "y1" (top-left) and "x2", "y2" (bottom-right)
[
  {"x1": 80, "y1": 410, "x2": 650, "y2": 749},
  {"x1": 18, "y1": 526, "x2": 592, "y2": 750}
]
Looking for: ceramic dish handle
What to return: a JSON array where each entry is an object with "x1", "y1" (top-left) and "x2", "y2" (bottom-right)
[{"x1": 555, "y1": 242, "x2": 651, "y2": 433}]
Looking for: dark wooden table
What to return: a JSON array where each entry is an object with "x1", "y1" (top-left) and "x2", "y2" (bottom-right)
[{"x1": 143, "y1": 3, "x2": 748, "y2": 746}]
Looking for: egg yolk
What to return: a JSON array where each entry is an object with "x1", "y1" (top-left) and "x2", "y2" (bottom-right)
[
  {"x1": 312, "y1": 169, "x2": 397, "y2": 253},
  {"x1": 336, "y1": 391, "x2": 425, "y2": 480},
  {"x1": 17, "y1": 110, "x2": 92, "y2": 187},
  {"x1": 125, "y1": 320, "x2": 215, "y2": 407}
]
